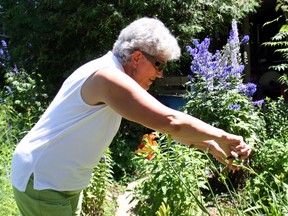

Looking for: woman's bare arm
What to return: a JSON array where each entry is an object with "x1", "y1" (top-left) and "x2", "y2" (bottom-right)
[{"x1": 81, "y1": 68, "x2": 251, "y2": 160}]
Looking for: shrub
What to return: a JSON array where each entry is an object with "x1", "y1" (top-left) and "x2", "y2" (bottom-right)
[
  {"x1": 183, "y1": 20, "x2": 264, "y2": 146},
  {"x1": 244, "y1": 137, "x2": 288, "y2": 215},
  {"x1": 110, "y1": 119, "x2": 148, "y2": 183},
  {"x1": 262, "y1": 96, "x2": 288, "y2": 142},
  {"x1": 129, "y1": 19, "x2": 288, "y2": 215},
  {"x1": 182, "y1": 19, "x2": 288, "y2": 214},
  {"x1": 131, "y1": 134, "x2": 210, "y2": 215},
  {"x1": 81, "y1": 149, "x2": 117, "y2": 216}
]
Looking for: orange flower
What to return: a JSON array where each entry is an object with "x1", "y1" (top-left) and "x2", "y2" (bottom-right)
[
  {"x1": 146, "y1": 152, "x2": 155, "y2": 160},
  {"x1": 137, "y1": 142, "x2": 145, "y2": 149},
  {"x1": 134, "y1": 134, "x2": 158, "y2": 160}
]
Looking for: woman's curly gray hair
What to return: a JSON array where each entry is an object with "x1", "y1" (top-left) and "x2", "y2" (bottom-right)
[{"x1": 112, "y1": 17, "x2": 181, "y2": 64}]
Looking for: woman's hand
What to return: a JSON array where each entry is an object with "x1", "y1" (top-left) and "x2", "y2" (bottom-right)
[
  {"x1": 208, "y1": 135, "x2": 252, "y2": 170},
  {"x1": 174, "y1": 134, "x2": 252, "y2": 170}
]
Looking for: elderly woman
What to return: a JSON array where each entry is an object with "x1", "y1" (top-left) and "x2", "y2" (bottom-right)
[{"x1": 11, "y1": 17, "x2": 251, "y2": 216}]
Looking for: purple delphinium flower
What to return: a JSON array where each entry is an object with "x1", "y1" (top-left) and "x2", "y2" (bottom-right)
[
  {"x1": 186, "y1": 19, "x2": 253, "y2": 94},
  {"x1": 1, "y1": 40, "x2": 7, "y2": 48},
  {"x1": 252, "y1": 99, "x2": 264, "y2": 107},
  {"x1": 241, "y1": 35, "x2": 249, "y2": 45},
  {"x1": 245, "y1": 83, "x2": 257, "y2": 96},
  {"x1": 0, "y1": 49, "x2": 4, "y2": 66},
  {"x1": 229, "y1": 20, "x2": 240, "y2": 71},
  {"x1": 193, "y1": 39, "x2": 200, "y2": 47},
  {"x1": 235, "y1": 64, "x2": 245, "y2": 74},
  {"x1": 0, "y1": 40, "x2": 11, "y2": 63},
  {"x1": 228, "y1": 104, "x2": 240, "y2": 110},
  {"x1": 187, "y1": 38, "x2": 214, "y2": 84},
  {"x1": 229, "y1": 20, "x2": 239, "y2": 44},
  {"x1": 238, "y1": 83, "x2": 257, "y2": 97},
  {"x1": 186, "y1": 45, "x2": 196, "y2": 56}
]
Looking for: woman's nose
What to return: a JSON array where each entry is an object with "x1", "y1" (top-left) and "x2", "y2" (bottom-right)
[{"x1": 156, "y1": 70, "x2": 163, "y2": 78}]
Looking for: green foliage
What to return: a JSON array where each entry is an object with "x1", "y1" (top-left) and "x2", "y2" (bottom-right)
[
  {"x1": 184, "y1": 89, "x2": 264, "y2": 145},
  {"x1": 1, "y1": 1, "x2": 127, "y2": 93},
  {"x1": 244, "y1": 138, "x2": 288, "y2": 215},
  {"x1": 110, "y1": 119, "x2": 148, "y2": 183},
  {"x1": 254, "y1": 139, "x2": 288, "y2": 176},
  {"x1": 0, "y1": 62, "x2": 49, "y2": 150},
  {"x1": 81, "y1": 149, "x2": 117, "y2": 216},
  {"x1": 244, "y1": 97, "x2": 288, "y2": 214},
  {"x1": 279, "y1": 74, "x2": 288, "y2": 90},
  {"x1": 262, "y1": 0, "x2": 288, "y2": 75},
  {"x1": 263, "y1": 96, "x2": 288, "y2": 142},
  {"x1": 0, "y1": 140, "x2": 20, "y2": 216},
  {"x1": 131, "y1": 135, "x2": 210, "y2": 216},
  {"x1": 1, "y1": 69, "x2": 49, "y2": 139},
  {"x1": 0, "y1": 0, "x2": 261, "y2": 92},
  {"x1": 156, "y1": 202, "x2": 171, "y2": 216},
  {"x1": 0, "y1": 64, "x2": 49, "y2": 215}
]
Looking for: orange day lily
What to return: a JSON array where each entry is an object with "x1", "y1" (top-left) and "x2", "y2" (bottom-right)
[{"x1": 134, "y1": 134, "x2": 158, "y2": 160}]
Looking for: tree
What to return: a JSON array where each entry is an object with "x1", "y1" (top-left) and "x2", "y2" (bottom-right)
[
  {"x1": 262, "y1": 0, "x2": 288, "y2": 90},
  {"x1": 0, "y1": 0, "x2": 261, "y2": 95}
]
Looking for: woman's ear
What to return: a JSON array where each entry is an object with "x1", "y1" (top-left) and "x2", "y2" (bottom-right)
[{"x1": 130, "y1": 50, "x2": 142, "y2": 66}]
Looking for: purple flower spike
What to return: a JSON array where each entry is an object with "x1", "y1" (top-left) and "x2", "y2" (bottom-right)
[
  {"x1": 253, "y1": 100, "x2": 264, "y2": 106},
  {"x1": 238, "y1": 83, "x2": 257, "y2": 97},
  {"x1": 245, "y1": 83, "x2": 257, "y2": 96},
  {"x1": 1, "y1": 40, "x2": 7, "y2": 47},
  {"x1": 228, "y1": 104, "x2": 240, "y2": 110},
  {"x1": 241, "y1": 35, "x2": 250, "y2": 44}
]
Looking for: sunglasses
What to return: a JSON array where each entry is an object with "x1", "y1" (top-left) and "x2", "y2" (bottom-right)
[{"x1": 142, "y1": 52, "x2": 166, "y2": 72}]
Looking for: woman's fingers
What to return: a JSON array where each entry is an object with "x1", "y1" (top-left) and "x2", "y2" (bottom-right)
[
  {"x1": 213, "y1": 154, "x2": 241, "y2": 170},
  {"x1": 210, "y1": 141, "x2": 247, "y2": 171}
]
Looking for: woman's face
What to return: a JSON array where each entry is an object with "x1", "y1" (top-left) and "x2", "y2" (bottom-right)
[{"x1": 131, "y1": 51, "x2": 166, "y2": 90}]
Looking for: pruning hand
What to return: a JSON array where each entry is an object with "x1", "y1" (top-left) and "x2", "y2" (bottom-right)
[{"x1": 209, "y1": 135, "x2": 252, "y2": 170}]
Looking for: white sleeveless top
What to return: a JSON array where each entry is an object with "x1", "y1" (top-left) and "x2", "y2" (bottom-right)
[{"x1": 11, "y1": 51, "x2": 123, "y2": 192}]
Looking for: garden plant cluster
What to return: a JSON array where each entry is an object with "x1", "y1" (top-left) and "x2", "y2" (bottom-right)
[
  {"x1": 1, "y1": 2, "x2": 288, "y2": 215},
  {"x1": 131, "y1": 19, "x2": 288, "y2": 216}
]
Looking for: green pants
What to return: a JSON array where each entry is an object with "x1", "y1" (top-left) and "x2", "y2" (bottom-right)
[{"x1": 13, "y1": 175, "x2": 83, "y2": 216}]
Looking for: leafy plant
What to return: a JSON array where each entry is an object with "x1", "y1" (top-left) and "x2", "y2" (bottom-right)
[
  {"x1": 0, "y1": 40, "x2": 49, "y2": 216},
  {"x1": 181, "y1": 19, "x2": 288, "y2": 215},
  {"x1": 156, "y1": 202, "x2": 171, "y2": 216},
  {"x1": 262, "y1": 96, "x2": 288, "y2": 142},
  {"x1": 184, "y1": 20, "x2": 264, "y2": 146},
  {"x1": 262, "y1": 0, "x2": 288, "y2": 90},
  {"x1": 81, "y1": 149, "x2": 117, "y2": 216},
  {"x1": 131, "y1": 133, "x2": 210, "y2": 216},
  {"x1": 245, "y1": 96, "x2": 288, "y2": 214},
  {"x1": 1, "y1": 40, "x2": 49, "y2": 140},
  {"x1": 0, "y1": 135, "x2": 20, "y2": 216},
  {"x1": 110, "y1": 119, "x2": 148, "y2": 183}
]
